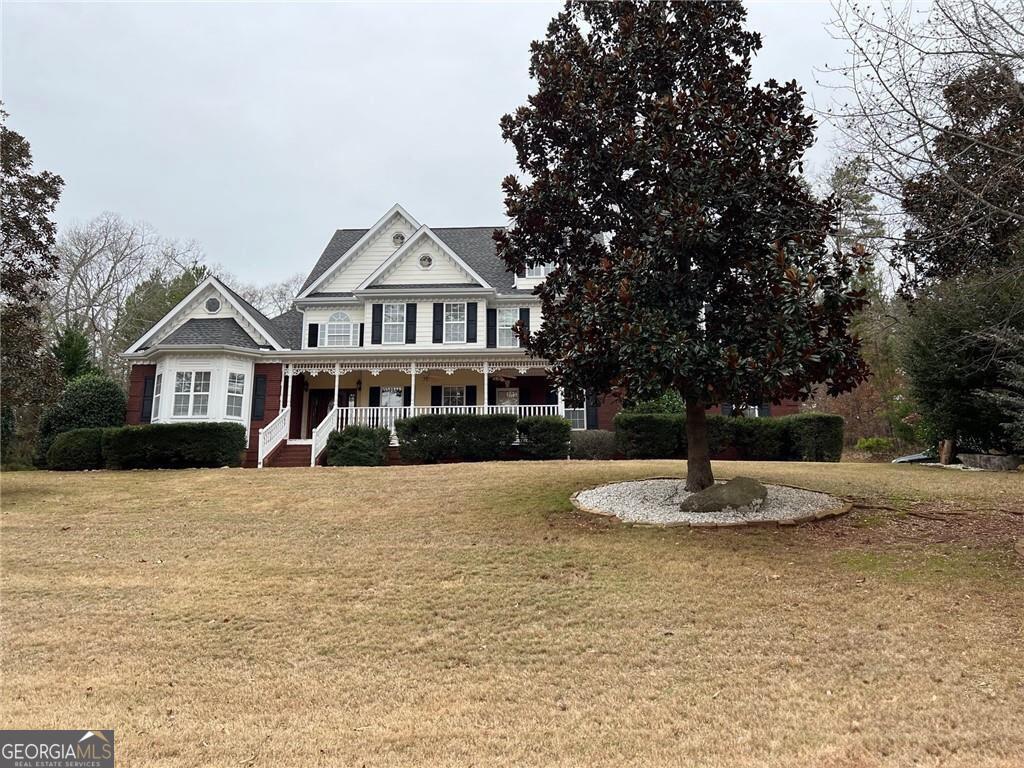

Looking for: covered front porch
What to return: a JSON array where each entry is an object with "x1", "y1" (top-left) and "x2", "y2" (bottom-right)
[{"x1": 257, "y1": 357, "x2": 566, "y2": 466}]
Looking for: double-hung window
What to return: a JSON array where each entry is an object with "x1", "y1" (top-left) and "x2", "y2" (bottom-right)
[
  {"x1": 525, "y1": 262, "x2": 554, "y2": 278},
  {"x1": 444, "y1": 302, "x2": 466, "y2": 343},
  {"x1": 173, "y1": 371, "x2": 211, "y2": 416},
  {"x1": 564, "y1": 391, "x2": 587, "y2": 430},
  {"x1": 152, "y1": 373, "x2": 162, "y2": 420},
  {"x1": 382, "y1": 303, "x2": 405, "y2": 344},
  {"x1": 380, "y1": 387, "x2": 404, "y2": 408},
  {"x1": 497, "y1": 307, "x2": 519, "y2": 348},
  {"x1": 326, "y1": 311, "x2": 357, "y2": 347},
  {"x1": 442, "y1": 386, "x2": 466, "y2": 407},
  {"x1": 225, "y1": 372, "x2": 245, "y2": 418}
]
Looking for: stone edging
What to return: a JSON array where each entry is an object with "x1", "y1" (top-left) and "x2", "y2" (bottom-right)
[{"x1": 569, "y1": 476, "x2": 854, "y2": 529}]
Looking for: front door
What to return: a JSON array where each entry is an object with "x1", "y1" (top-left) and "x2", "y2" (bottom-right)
[{"x1": 308, "y1": 390, "x2": 334, "y2": 436}]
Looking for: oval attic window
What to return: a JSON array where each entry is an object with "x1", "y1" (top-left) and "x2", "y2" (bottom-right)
[{"x1": 205, "y1": 297, "x2": 221, "y2": 313}]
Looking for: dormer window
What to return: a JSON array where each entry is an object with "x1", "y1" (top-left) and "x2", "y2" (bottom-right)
[
  {"x1": 525, "y1": 262, "x2": 554, "y2": 278},
  {"x1": 392, "y1": 233, "x2": 406, "y2": 247}
]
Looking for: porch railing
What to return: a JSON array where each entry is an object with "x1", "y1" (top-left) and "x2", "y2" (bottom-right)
[
  {"x1": 311, "y1": 405, "x2": 340, "y2": 466},
  {"x1": 338, "y1": 404, "x2": 561, "y2": 436},
  {"x1": 257, "y1": 406, "x2": 291, "y2": 468}
]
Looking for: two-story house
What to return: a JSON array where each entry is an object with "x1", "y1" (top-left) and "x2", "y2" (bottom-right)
[{"x1": 122, "y1": 204, "x2": 613, "y2": 467}]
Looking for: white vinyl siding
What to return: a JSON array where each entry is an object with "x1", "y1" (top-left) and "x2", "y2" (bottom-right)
[{"x1": 383, "y1": 303, "x2": 406, "y2": 344}]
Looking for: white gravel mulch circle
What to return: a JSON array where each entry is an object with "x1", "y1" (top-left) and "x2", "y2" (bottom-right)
[{"x1": 572, "y1": 478, "x2": 850, "y2": 528}]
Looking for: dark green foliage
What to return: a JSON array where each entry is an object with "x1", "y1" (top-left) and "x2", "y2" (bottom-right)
[
  {"x1": 569, "y1": 429, "x2": 617, "y2": 460},
  {"x1": 614, "y1": 412, "x2": 683, "y2": 458},
  {"x1": 46, "y1": 427, "x2": 110, "y2": 471},
  {"x1": 614, "y1": 411, "x2": 844, "y2": 461},
  {"x1": 729, "y1": 417, "x2": 787, "y2": 460},
  {"x1": 324, "y1": 427, "x2": 391, "y2": 467},
  {"x1": 786, "y1": 414, "x2": 845, "y2": 462},
  {"x1": 0, "y1": 405, "x2": 13, "y2": 465},
  {"x1": 103, "y1": 422, "x2": 246, "y2": 469},
  {"x1": 395, "y1": 414, "x2": 519, "y2": 463},
  {"x1": 516, "y1": 416, "x2": 572, "y2": 460},
  {"x1": 37, "y1": 374, "x2": 127, "y2": 464},
  {"x1": 51, "y1": 326, "x2": 97, "y2": 380},
  {"x1": 902, "y1": 270, "x2": 1024, "y2": 453},
  {"x1": 627, "y1": 391, "x2": 686, "y2": 414}
]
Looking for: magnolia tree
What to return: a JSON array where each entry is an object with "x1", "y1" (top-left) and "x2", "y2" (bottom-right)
[{"x1": 496, "y1": 0, "x2": 869, "y2": 490}]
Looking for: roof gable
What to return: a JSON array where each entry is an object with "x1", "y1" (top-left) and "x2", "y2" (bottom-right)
[
  {"x1": 298, "y1": 203, "x2": 420, "y2": 298},
  {"x1": 359, "y1": 227, "x2": 490, "y2": 290}
]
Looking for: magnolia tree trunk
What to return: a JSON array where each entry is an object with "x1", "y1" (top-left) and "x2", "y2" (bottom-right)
[{"x1": 685, "y1": 398, "x2": 715, "y2": 492}]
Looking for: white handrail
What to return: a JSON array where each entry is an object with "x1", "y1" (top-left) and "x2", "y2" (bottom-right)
[
  {"x1": 311, "y1": 405, "x2": 340, "y2": 466},
  {"x1": 257, "y1": 406, "x2": 291, "y2": 468}
]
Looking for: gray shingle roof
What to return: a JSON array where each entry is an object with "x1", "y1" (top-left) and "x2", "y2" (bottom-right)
[
  {"x1": 159, "y1": 318, "x2": 265, "y2": 349},
  {"x1": 217, "y1": 280, "x2": 291, "y2": 348},
  {"x1": 269, "y1": 308, "x2": 303, "y2": 349},
  {"x1": 300, "y1": 226, "x2": 522, "y2": 295}
]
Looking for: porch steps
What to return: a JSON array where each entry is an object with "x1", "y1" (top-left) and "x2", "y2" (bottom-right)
[{"x1": 263, "y1": 442, "x2": 313, "y2": 468}]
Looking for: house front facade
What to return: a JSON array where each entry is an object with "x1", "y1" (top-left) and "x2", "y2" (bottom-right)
[{"x1": 123, "y1": 204, "x2": 621, "y2": 467}]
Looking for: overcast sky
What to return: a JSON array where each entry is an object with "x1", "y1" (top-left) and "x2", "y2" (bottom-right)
[{"x1": 3, "y1": 1, "x2": 850, "y2": 284}]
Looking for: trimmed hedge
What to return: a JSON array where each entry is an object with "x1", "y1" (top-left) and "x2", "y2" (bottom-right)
[
  {"x1": 517, "y1": 416, "x2": 572, "y2": 460},
  {"x1": 786, "y1": 413, "x2": 844, "y2": 461},
  {"x1": 47, "y1": 427, "x2": 111, "y2": 470},
  {"x1": 395, "y1": 414, "x2": 519, "y2": 463},
  {"x1": 569, "y1": 429, "x2": 617, "y2": 460},
  {"x1": 614, "y1": 411, "x2": 844, "y2": 462},
  {"x1": 614, "y1": 413, "x2": 683, "y2": 458},
  {"x1": 324, "y1": 426, "x2": 390, "y2": 466},
  {"x1": 103, "y1": 422, "x2": 246, "y2": 469}
]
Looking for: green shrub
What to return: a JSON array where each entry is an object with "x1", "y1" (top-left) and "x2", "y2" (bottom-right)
[
  {"x1": 103, "y1": 422, "x2": 246, "y2": 469},
  {"x1": 614, "y1": 412, "x2": 683, "y2": 458},
  {"x1": 627, "y1": 391, "x2": 686, "y2": 414},
  {"x1": 324, "y1": 426, "x2": 390, "y2": 466},
  {"x1": 517, "y1": 416, "x2": 572, "y2": 460},
  {"x1": 394, "y1": 414, "x2": 518, "y2": 463},
  {"x1": 569, "y1": 429, "x2": 617, "y2": 460},
  {"x1": 677, "y1": 414, "x2": 735, "y2": 456},
  {"x1": 47, "y1": 427, "x2": 111, "y2": 470},
  {"x1": 731, "y1": 416, "x2": 788, "y2": 460},
  {"x1": 855, "y1": 436, "x2": 895, "y2": 456},
  {"x1": 37, "y1": 374, "x2": 127, "y2": 465},
  {"x1": 785, "y1": 413, "x2": 844, "y2": 461}
]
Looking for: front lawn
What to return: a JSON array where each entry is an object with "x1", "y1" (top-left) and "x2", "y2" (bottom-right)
[{"x1": 2, "y1": 461, "x2": 1022, "y2": 766}]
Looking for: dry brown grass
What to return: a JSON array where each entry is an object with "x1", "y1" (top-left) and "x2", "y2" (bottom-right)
[{"x1": 1, "y1": 461, "x2": 1022, "y2": 767}]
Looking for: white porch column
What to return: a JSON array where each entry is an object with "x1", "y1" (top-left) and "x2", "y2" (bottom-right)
[
  {"x1": 286, "y1": 364, "x2": 294, "y2": 406},
  {"x1": 557, "y1": 386, "x2": 566, "y2": 418},
  {"x1": 482, "y1": 362, "x2": 490, "y2": 411},
  {"x1": 279, "y1": 364, "x2": 285, "y2": 410},
  {"x1": 410, "y1": 362, "x2": 417, "y2": 411},
  {"x1": 333, "y1": 363, "x2": 340, "y2": 408}
]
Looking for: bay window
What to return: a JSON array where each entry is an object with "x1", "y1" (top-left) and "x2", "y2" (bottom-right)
[
  {"x1": 152, "y1": 373, "x2": 162, "y2": 420},
  {"x1": 173, "y1": 371, "x2": 211, "y2": 417},
  {"x1": 225, "y1": 372, "x2": 245, "y2": 418}
]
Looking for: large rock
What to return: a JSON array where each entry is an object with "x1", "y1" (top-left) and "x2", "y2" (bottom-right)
[
  {"x1": 680, "y1": 476, "x2": 768, "y2": 515},
  {"x1": 958, "y1": 453, "x2": 1022, "y2": 471}
]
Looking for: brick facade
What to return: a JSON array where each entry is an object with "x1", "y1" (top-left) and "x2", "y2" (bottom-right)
[
  {"x1": 125, "y1": 364, "x2": 157, "y2": 425},
  {"x1": 244, "y1": 363, "x2": 284, "y2": 467}
]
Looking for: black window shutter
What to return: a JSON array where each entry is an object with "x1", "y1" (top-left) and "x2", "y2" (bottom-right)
[
  {"x1": 432, "y1": 303, "x2": 443, "y2": 343},
  {"x1": 307, "y1": 323, "x2": 319, "y2": 348},
  {"x1": 371, "y1": 304, "x2": 383, "y2": 344},
  {"x1": 140, "y1": 376, "x2": 155, "y2": 423},
  {"x1": 368, "y1": 386, "x2": 381, "y2": 407},
  {"x1": 759, "y1": 404, "x2": 772, "y2": 418},
  {"x1": 405, "y1": 303, "x2": 417, "y2": 344},
  {"x1": 466, "y1": 302, "x2": 477, "y2": 343},
  {"x1": 486, "y1": 308, "x2": 497, "y2": 348},
  {"x1": 466, "y1": 385, "x2": 477, "y2": 406},
  {"x1": 585, "y1": 392, "x2": 599, "y2": 430},
  {"x1": 251, "y1": 374, "x2": 267, "y2": 419},
  {"x1": 519, "y1": 307, "x2": 530, "y2": 337},
  {"x1": 431, "y1": 385, "x2": 442, "y2": 406},
  {"x1": 403, "y1": 386, "x2": 412, "y2": 407},
  {"x1": 722, "y1": 403, "x2": 734, "y2": 417},
  {"x1": 359, "y1": 323, "x2": 365, "y2": 347},
  {"x1": 545, "y1": 385, "x2": 558, "y2": 406},
  {"x1": 487, "y1": 380, "x2": 497, "y2": 405}
]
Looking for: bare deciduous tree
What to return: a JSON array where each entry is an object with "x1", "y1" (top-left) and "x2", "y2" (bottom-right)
[
  {"x1": 215, "y1": 269, "x2": 304, "y2": 317},
  {"x1": 48, "y1": 213, "x2": 202, "y2": 377}
]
